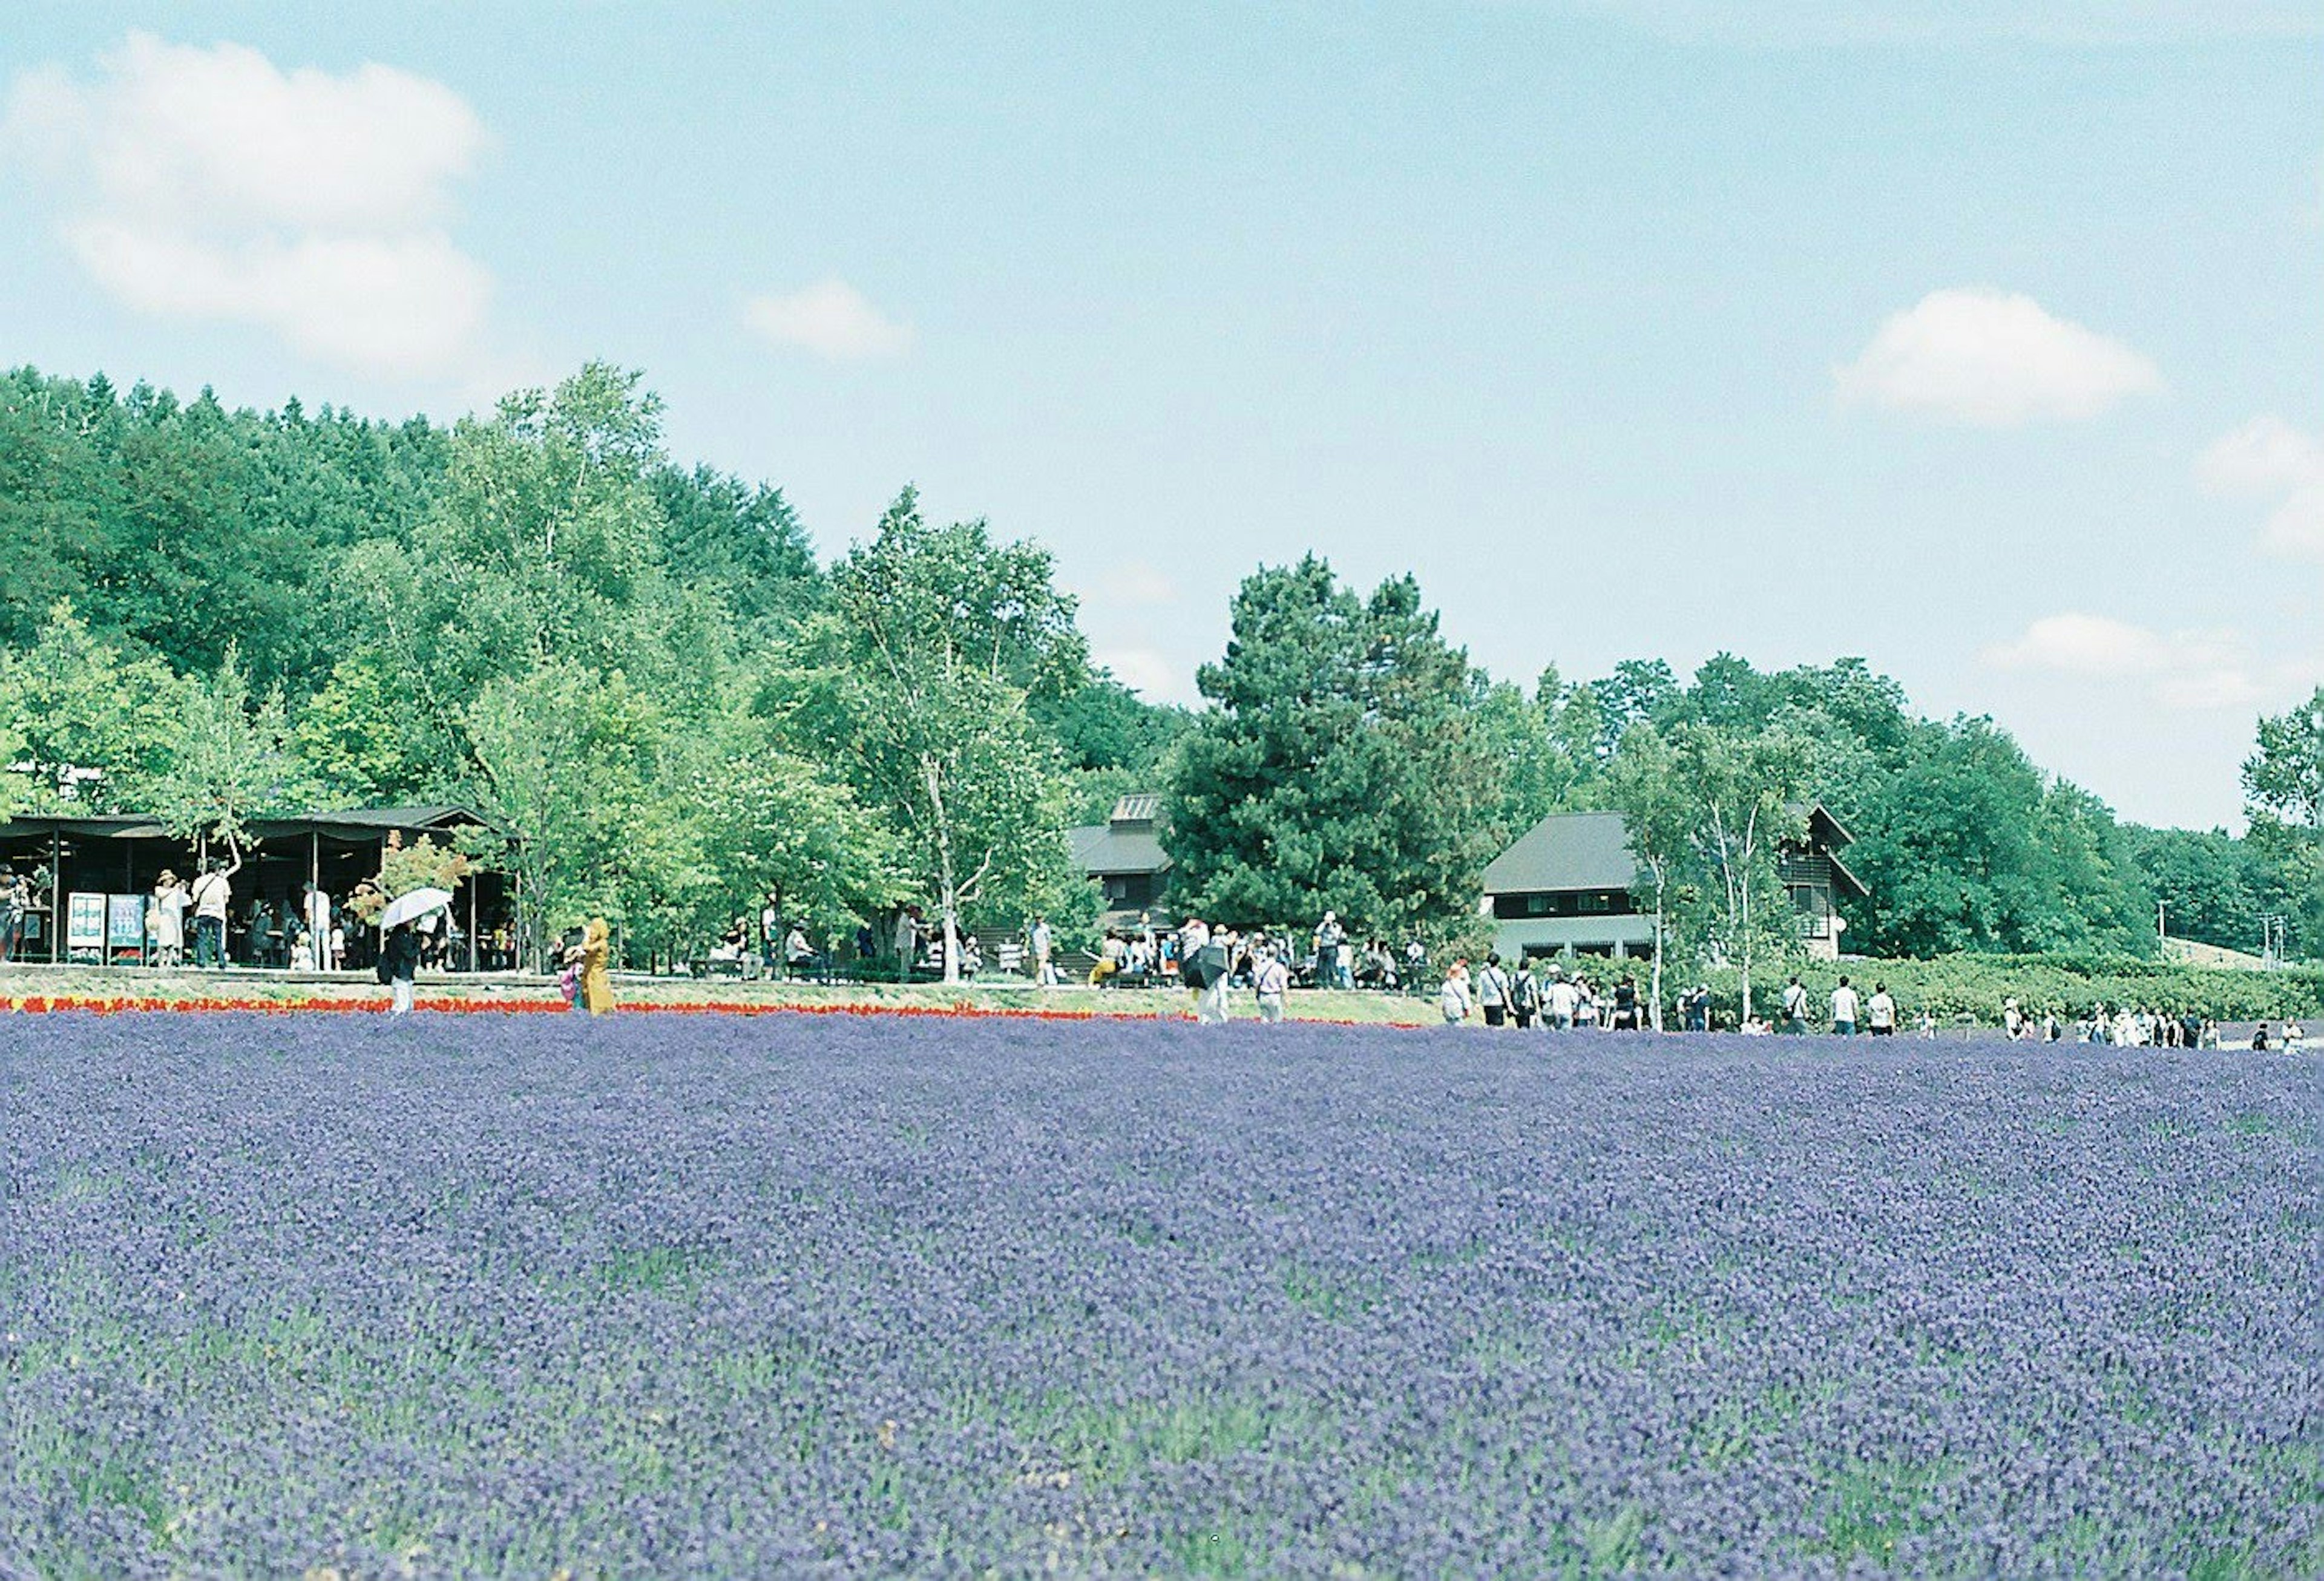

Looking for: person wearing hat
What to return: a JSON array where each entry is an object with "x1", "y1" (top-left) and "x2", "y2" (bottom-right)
[
  {"x1": 1313, "y1": 910, "x2": 1348, "y2": 989},
  {"x1": 151, "y1": 870, "x2": 191, "y2": 967}
]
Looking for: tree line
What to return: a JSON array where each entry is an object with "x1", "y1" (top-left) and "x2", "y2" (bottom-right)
[{"x1": 2, "y1": 362, "x2": 2314, "y2": 974}]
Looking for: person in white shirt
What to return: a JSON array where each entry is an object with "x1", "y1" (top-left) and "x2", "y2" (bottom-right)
[
  {"x1": 1829, "y1": 976, "x2": 1860, "y2": 1036},
  {"x1": 1254, "y1": 947, "x2": 1290, "y2": 1023},
  {"x1": 1476, "y1": 953, "x2": 1511, "y2": 1027},
  {"x1": 1781, "y1": 975, "x2": 1810, "y2": 1033},
  {"x1": 188, "y1": 853, "x2": 240, "y2": 969},
  {"x1": 152, "y1": 872, "x2": 191, "y2": 967},
  {"x1": 1439, "y1": 961, "x2": 1474, "y2": 1026},
  {"x1": 301, "y1": 883, "x2": 332, "y2": 969},
  {"x1": 1543, "y1": 973, "x2": 1578, "y2": 1031},
  {"x1": 1866, "y1": 983, "x2": 1897, "y2": 1038}
]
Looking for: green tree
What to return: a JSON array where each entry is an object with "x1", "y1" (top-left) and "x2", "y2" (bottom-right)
[
  {"x1": 664, "y1": 710, "x2": 905, "y2": 949},
  {"x1": 1601, "y1": 724, "x2": 1689, "y2": 1027},
  {"x1": 464, "y1": 662, "x2": 664, "y2": 967},
  {"x1": 790, "y1": 488, "x2": 1089, "y2": 980},
  {"x1": 2125, "y1": 826, "x2": 2268, "y2": 954},
  {"x1": 1165, "y1": 557, "x2": 1505, "y2": 944},
  {"x1": 0, "y1": 601, "x2": 188, "y2": 811},
  {"x1": 124, "y1": 646, "x2": 318, "y2": 857},
  {"x1": 2243, "y1": 687, "x2": 2324, "y2": 956}
]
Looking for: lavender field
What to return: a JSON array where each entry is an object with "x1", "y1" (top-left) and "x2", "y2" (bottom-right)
[{"x1": 3, "y1": 1015, "x2": 2318, "y2": 1576}]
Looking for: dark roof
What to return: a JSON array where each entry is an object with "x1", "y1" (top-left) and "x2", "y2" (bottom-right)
[
  {"x1": 1827, "y1": 851, "x2": 1871, "y2": 900},
  {"x1": 1, "y1": 805, "x2": 497, "y2": 843},
  {"x1": 1069, "y1": 822, "x2": 1171, "y2": 877},
  {"x1": 1482, "y1": 811, "x2": 1642, "y2": 895},
  {"x1": 1109, "y1": 793, "x2": 1163, "y2": 826},
  {"x1": 1802, "y1": 803, "x2": 1855, "y2": 850},
  {"x1": 301, "y1": 805, "x2": 490, "y2": 831},
  {"x1": 0, "y1": 814, "x2": 170, "y2": 840}
]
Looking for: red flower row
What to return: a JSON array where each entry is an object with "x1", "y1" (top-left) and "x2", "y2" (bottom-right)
[{"x1": 0, "y1": 993, "x2": 1186, "y2": 1023}]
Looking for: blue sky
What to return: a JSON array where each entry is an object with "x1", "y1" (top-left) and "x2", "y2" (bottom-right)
[{"x1": 2, "y1": 2, "x2": 2318, "y2": 829}]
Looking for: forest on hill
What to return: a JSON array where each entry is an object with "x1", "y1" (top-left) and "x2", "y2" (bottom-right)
[{"x1": 1, "y1": 362, "x2": 2316, "y2": 969}]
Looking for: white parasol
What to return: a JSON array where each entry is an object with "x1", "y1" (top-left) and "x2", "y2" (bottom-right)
[{"x1": 379, "y1": 887, "x2": 454, "y2": 931}]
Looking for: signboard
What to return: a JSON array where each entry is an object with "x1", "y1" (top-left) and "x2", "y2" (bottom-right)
[
  {"x1": 65, "y1": 892, "x2": 105, "y2": 958},
  {"x1": 107, "y1": 893, "x2": 146, "y2": 961}
]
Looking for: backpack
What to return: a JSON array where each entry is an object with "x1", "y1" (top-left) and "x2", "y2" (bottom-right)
[{"x1": 1510, "y1": 972, "x2": 1539, "y2": 1013}]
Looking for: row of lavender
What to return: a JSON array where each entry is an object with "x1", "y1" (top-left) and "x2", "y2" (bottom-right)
[{"x1": 4, "y1": 1016, "x2": 2317, "y2": 1574}]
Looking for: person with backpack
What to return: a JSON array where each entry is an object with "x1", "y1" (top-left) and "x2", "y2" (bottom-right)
[
  {"x1": 1508, "y1": 959, "x2": 1540, "y2": 1029},
  {"x1": 1476, "y1": 952, "x2": 1512, "y2": 1027},
  {"x1": 1781, "y1": 975, "x2": 1810, "y2": 1033}
]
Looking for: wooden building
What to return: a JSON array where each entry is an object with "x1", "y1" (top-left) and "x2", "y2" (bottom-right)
[
  {"x1": 0, "y1": 805, "x2": 515, "y2": 970},
  {"x1": 1066, "y1": 793, "x2": 1172, "y2": 925},
  {"x1": 1480, "y1": 804, "x2": 1871, "y2": 964}
]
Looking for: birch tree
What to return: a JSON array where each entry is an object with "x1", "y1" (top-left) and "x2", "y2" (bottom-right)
[{"x1": 793, "y1": 489, "x2": 1086, "y2": 983}]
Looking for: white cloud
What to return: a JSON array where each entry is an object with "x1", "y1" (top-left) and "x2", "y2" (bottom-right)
[
  {"x1": 743, "y1": 278, "x2": 914, "y2": 361},
  {"x1": 1089, "y1": 562, "x2": 1181, "y2": 609},
  {"x1": 1983, "y1": 612, "x2": 2285, "y2": 713},
  {"x1": 1094, "y1": 647, "x2": 1193, "y2": 703},
  {"x1": 2199, "y1": 416, "x2": 2324, "y2": 564},
  {"x1": 1834, "y1": 287, "x2": 2162, "y2": 427},
  {"x1": 2, "y1": 33, "x2": 493, "y2": 379}
]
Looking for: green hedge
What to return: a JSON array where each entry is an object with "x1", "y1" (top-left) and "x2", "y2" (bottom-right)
[{"x1": 1698, "y1": 952, "x2": 2323, "y2": 1027}]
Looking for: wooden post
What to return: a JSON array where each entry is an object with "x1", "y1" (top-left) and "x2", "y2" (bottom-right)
[{"x1": 48, "y1": 827, "x2": 61, "y2": 964}]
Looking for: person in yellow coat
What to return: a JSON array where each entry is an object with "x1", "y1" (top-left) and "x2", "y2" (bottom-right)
[{"x1": 566, "y1": 917, "x2": 615, "y2": 1016}]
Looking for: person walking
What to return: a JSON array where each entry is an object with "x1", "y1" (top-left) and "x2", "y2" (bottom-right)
[
  {"x1": 1477, "y1": 952, "x2": 1511, "y2": 1027},
  {"x1": 568, "y1": 917, "x2": 615, "y2": 1016},
  {"x1": 1439, "y1": 961, "x2": 1475, "y2": 1026},
  {"x1": 1610, "y1": 975, "x2": 1641, "y2": 1031},
  {"x1": 1830, "y1": 975, "x2": 1860, "y2": 1038},
  {"x1": 1781, "y1": 974, "x2": 1810, "y2": 1033},
  {"x1": 189, "y1": 853, "x2": 240, "y2": 969},
  {"x1": 1509, "y1": 960, "x2": 1540, "y2": 1029},
  {"x1": 378, "y1": 921, "x2": 422, "y2": 1015},
  {"x1": 1544, "y1": 970, "x2": 1578, "y2": 1032},
  {"x1": 1254, "y1": 946, "x2": 1290, "y2": 1024},
  {"x1": 1866, "y1": 983, "x2": 1897, "y2": 1038}
]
